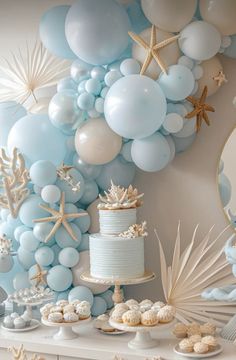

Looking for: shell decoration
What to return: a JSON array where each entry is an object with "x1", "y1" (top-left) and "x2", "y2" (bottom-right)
[{"x1": 119, "y1": 221, "x2": 148, "y2": 239}]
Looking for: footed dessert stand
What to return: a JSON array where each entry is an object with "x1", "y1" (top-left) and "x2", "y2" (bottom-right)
[
  {"x1": 41, "y1": 317, "x2": 91, "y2": 340},
  {"x1": 81, "y1": 271, "x2": 156, "y2": 304}
]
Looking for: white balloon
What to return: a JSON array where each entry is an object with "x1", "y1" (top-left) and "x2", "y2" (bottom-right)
[{"x1": 29, "y1": 97, "x2": 51, "y2": 114}]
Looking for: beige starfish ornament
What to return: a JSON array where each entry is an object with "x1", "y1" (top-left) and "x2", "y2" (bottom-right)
[
  {"x1": 33, "y1": 192, "x2": 87, "y2": 243},
  {"x1": 185, "y1": 86, "x2": 215, "y2": 132},
  {"x1": 213, "y1": 70, "x2": 228, "y2": 87},
  {"x1": 30, "y1": 264, "x2": 47, "y2": 287},
  {"x1": 128, "y1": 25, "x2": 179, "y2": 75}
]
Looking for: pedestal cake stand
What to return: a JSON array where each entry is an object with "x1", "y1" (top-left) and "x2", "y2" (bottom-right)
[
  {"x1": 80, "y1": 271, "x2": 156, "y2": 304},
  {"x1": 41, "y1": 317, "x2": 91, "y2": 340}
]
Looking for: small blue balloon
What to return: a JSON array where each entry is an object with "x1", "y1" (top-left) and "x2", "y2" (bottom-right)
[
  {"x1": 126, "y1": 0, "x2": 150, "y2": 33},
  {"x1": 96, "y1": 155, "x2": 136, "y2": 190},
  {"x1": 55, "y1": 224, "x2": 82, "y2": 249},
  {"x1": 71, "y1": 59, "x2": 92, "y2": 83},
  {"x1": 47, "y1": 265, "x2": 73, "y2": 292},
  {"x1": 79, "y1": 180, "x2": 99, "y2": 205},
  {"x1": 58, "y1": 247, "x2": 80, "y2": 268},
  {"x1": 91, "y1": 296, "x2": 107, "y2": 316},
  {"x1": 172, "y1": 133, "x2": 196, "y2": 153},
  {"x1": 35, "y1": 246, "x2": 54, "y2": 266},
  {"x1": 33, "y1": 222, "x2": 55, "y2": 244},
  {"x1": 14, "y1": 225, "x2": 31, "y2": 243},
  {"x1": 56, "y1": 289, "x2": 71, "y2": 301},
  {"x1": 57, "y1": 77, "x2": 78, "y2": 93},
  {"x1": 41, "y1": 185, "x2": 61, "y2": 204},
  {"x1": 91, "y1": 67, "x2": 106, "y2": 81},
  {"x1": 30, "y1": 160, "x2": 57, "y2": 187},
  {"x1": 85, "y1": 79, "x2": 102, "y2": 95},
  {"x1": 100, "y1": 87, "x2": 109, "y2": 99},
  {"x1": 40, "y1": 5, "x2": 76, "y2": 59},
  {"x1": 77, "y1": 93, "x2": 95, "y2": 111},
  {"x1": 120, "y1": 58, "x2": 140, "y2": 76},
  {"x1": 73, "y1": 154, "x2": 102, "y2": 180},
  {"x1": 19, "y1": 195, "x2": 48, "y2": 228},
  {"x1": 224, "y1": 35, "x2": 236, "y2": 59},
  {"x1": 74, "y1": 211, "x2": 90, "y2": 234},
  {"x1": 68, "y1": 285, "x2": 94, "y2": 306},
  {"x1": 100, "y1": 290, "x2": 114, "y2": 309},
  {"x1": 17, "y1": 247, "x2": 35, "y2": 270},
  {"x1": 78, "y1": 80, "x2": 87, "y2": 94},
  {"x1": 120, "y1": 141, "x2": 133, "y2": 162},
  {"x1": 13, "y1": 272, "x2": 31, "y2": 290},
  {"x1": 78, "y1": 233, "x2": 90, "y2": 251},
  {"x1": 95, "y1": 98, "x2": 104, "y2": 114},
  {"x1": 7, "y1": 214, "x2": 22, "y2": 228},
  {"x1": 56, "y1": 168, "x2": 85, "y2": 203},
  {"x1": 104, "y1": 70, "x2": 122, "y2": 87},
  {"x1": 20, "y1": 231, "x2": 40, "y2": 252}
]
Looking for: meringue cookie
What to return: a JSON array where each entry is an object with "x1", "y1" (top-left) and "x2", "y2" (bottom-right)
[
  {"x1": 194, "y1": 342, "x2": 209, "y2": 354},
  {"x1": 122, "y1": 310, "x2": 141, "y2": 326},
  {"x1": 179, "y1": 339, "x2": 194, "y2": 353},
  {"x1": 201, "y1": 336, "x2": 218, "y2": 350},
  {"x1": 111, "y1": 308, "x2": 127, "y2": 323},
  {"x1": 189, "y1": 335, "x2": 202, "y2": 344},
  {"x1": 200, "y1": 322, "x2": 216, "y2": 336},
  {"x1": 125, "y1": 299, "x2": 139, "y2": 308},
  {"x1": 141, "y1": 310, "x2": 158, "y2": 326},
  {"x1": 63, "y1": 312, "x2": 79, "y2": 323},
  {"x1": 173, "y1": 323, "x2": 188, "y2": 338},
  {"x1": 48, "y1": 312, "x2": 63, "y2": 323}
]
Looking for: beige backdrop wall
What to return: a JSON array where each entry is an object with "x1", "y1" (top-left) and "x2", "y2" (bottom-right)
[{"x1": 0, "y1": 0, "x2": 235, "y2": 300}]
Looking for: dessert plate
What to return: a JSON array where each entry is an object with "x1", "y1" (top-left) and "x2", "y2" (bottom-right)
[
  {"x1": 1, "y1": 319, "x2": 40, "y2": 332},
  {"x1": 174, "y1": 344, "x2": 223, "y2": 358},
  {"x1": 93, "y1": 319, "x2": 126, "y2": 335}
]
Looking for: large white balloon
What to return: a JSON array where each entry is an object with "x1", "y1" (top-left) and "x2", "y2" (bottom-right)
[
  {"x1": 179, "y1": 21, "x2": 221, "y2": 61},
  {"x1": 141, "y1": 0, "x2": 197, "y2": 33}
]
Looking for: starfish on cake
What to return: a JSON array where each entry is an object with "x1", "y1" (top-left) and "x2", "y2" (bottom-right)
[
  {"x1": 33, "y1": 192, "x2": 87, "y2": 242},
  {"x1": 119, "y1": 221, "x2": 148, "y2": 238},
  {"x1": 128, "y1": 25, "x2": 180, "y2": 75},
  {"x1": 185, "y1": 86, "x2": 215, "y2": 132}
]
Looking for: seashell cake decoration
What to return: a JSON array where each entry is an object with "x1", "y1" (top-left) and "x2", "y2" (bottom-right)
[
  {"x1": 98, "y1": 180, "x2": 144, "y2": 210},
  {"x1": 119, "y1": 221, "x2": 148, "y2": 239}
]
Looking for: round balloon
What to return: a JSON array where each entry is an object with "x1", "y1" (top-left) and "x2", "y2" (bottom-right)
[
  {"x1": 104, "y1": 75, "x2": 166, "y2": 139},
  {"x1": 58, "y1": 247, "x2": 80, "y2": 268},
  {"x1": 19, "y1": 195, "x2": 48, "y2": 228},
  {"x1": 224, "y1": 35, "x2": 236, "y2": 59},
  {"x1": 141, "y1": 0, "x2": 197, "y2": 32},
  {"x1": 68, "y1": 285, "x2": 94, "y2": 306},
  {"x1": 47, "y1": 265, "x2": 73, "y2": 292},
  {"x1": 91, "y1": 296, "x2": 107, "y2": 316},
  {"x1": 73, "y1": 154, "x2": 102, "y2": 180},
  {"x1": 200, "y1": 0, "x2": 236, "y2": 36},
  {"x1": 7, "y1": 114, "x2": 67, "y2": 166},
  {"x1": 131, "y1": 27, "x2": 180, "y2": 79},
  {"x1": 131, "y1": 132, "x2": 171, "y2": 172},
  {"x1": 30, "y1": 160, "x2": 57, "y2": 188},
  {"x1": 195, "y1": 56, "x2": 223, "y2": 97},
  {"x1": 179, "y1": 21, "x2": 221, "y2": 61},
  {"x1": 75, "y1": 118, "x2": 122, "y2": 165},
  {"x1": 65, "y1": 0, "x2": 131, "y2": 65}
]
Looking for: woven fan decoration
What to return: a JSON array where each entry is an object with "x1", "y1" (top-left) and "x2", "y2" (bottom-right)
[
  {"x1": 0, "y1": 41, "x2": 69, "y2": 109},
  {"x1": 155, "y1": 223, "x2": 236, "y2": 326}
]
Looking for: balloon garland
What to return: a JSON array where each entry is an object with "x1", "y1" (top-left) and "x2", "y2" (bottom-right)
[{"x1": 0, "y1": 0, "x2": 236, "y2": 316}]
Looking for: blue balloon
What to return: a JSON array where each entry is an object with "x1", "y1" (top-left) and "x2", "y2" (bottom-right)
[
  {"x1": 74, "y1": 211, "x2": 90, "y2": 234},
  {"x1": 35, "y1": 246, "x2": 54, "y2": 267},
  {"x1": 14, "y1": 225, "x2": 31, "y2": 242},
  {"x1": 57, "y1": 77, "x2": 78, "y2": 93},
  {"x1": 33, "y1": 222, "x2": 55, "y2": 244},
  {"x1": 95, "y1": 98, "x2": 104, "y2": 115},
  {"x1": 120, "y1": 58, "x2": 141, "y2": 76},
  {"x1": 56, "y1": 289, "x2": 71, "y2": 301},
  {"x1": 100, "y1": 290, "x2": 114, "y2": 309},
  {"x1": 47, "y1": 265, "x2": 73, "y2": 292},
  {"x1": 126, "y1": 0, "x2": 150, "y2": 34},
  {"x1": 0, "y1": 221, "x2": 15, "y2": 241},
  {"x1": 78, "y1": 233, "x2": 90, "y2": 251},
  {"x1": 91, "y1": 296, "x2": 107, "y2": 316},
  {"x1": 77, "y1": 93, "x2": 95, "y2": 111},
  {"x1": 68, "y1": 285, "x2": 94, "y2": 306},
  {"x1": 30, "y1": 160, "x2": 57, "y2": 187},
  {"x1": 85, "y1": 79, "x2": 102, "y2": 95},
  {"x1": 104, "y1": 75, "x2": 167, "y2": 139},
  {"x1": 120, "y1": 141, "x2": 133, "y2": 162},
  {"x1": 96, "y1": 155, "x2": 136, "y2": 190},
  {"x1": 1, "y1": 209, "x2": 10, "y2": 221},
  {"x1": 158, "y1": 65, "x2": 195, "y2": 101},
  {"x1": 219, "y1": 173, "x2": 232, "y2": 207},
  {"x1": 224, "y1": 35, "x2": 236, "y2": 59},
  {"x1": 71, "y1": 59, "x2": 92, "y2": 83},
  {"x1": 91, "y1": 67, "x2": 106, "y2": 81},
  {"x1": 7, "y1": 114, "x2": 67, "y2": 166},
  {"x1": 19, "y1": 195, "x2": 48, "y2": 228},
  {"x1": 73, "y1": 154, "x2": 102, "y2": 180},
  {"x1": 20, "y1": 231, "x2": 40, "y2": 252},
  {"x1": 13, "y1": 271, "x2": 31, "y2": 290},
  {"x1": 0, "y1": 101, "x2": 27, "y2": 148},
  {"x1": 172, "y1": 133, "x2": 196, "y2": 153},
  {"x1": 17, "y1": 247, "x2": 36, "y2": 270},
  {"x1": 79, "y1": 180, "x2": 99, "y2": 205},
  {"x1": 56, "y1": 168, "x2": 85, "y2": 203},
  {"x1": 104, "y1": 70, "x2": 122, "y2": 87},
  {"x1": 40, "y1": 5, "x2": 76, "y2": 59},
  {"x1": 49, "y1": 90, "x2": 82, "y2": 134},
  {"x1": 65, "y1": 0, "x2": 131, "y2": 65},
  {"x1": 55, "y1": 224, "x2": 82, "y2": 249},
  {"x1": 41, "y1": 185, "x2": 61, "y2": 204},
  {"x1": 0, "y1": 253, "x2": 14, "y2": 273},
  {"x1": 131, "y1": 132, "x2": 171, "y2": 172},
  {"x1": 58, "y1": 247, "x2": 80, "y2": 268},
  {"x1": 6, "y1": 214, "x2": 22, "y2": 229}
]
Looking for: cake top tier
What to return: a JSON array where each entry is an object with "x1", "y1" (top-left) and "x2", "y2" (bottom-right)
[{"x1": 98, "y1": 181, "x2": 144, "y2": 210}]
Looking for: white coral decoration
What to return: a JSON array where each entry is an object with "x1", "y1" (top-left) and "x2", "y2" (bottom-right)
[
  {"x1": 119, "y1": 221, "x2": 148, "y2": 238},
  {"x1": 57, "y1": 164, "x2": 81, "y2": 193},
  {"x1": 98, "y1": 181, "x2": 144, "y2": 210},
  {"x1": 0, "y1": 234, "x2": 12, "y2": 255},
  {"x1": 9, "y1": 344, "x2": 45, "y2": 360},
  {"x1": 0, "y1": 148, "x2": 30, "y2": 218}
]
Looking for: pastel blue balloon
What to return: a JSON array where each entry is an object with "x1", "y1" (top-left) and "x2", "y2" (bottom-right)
[
  {"x1": 219, "y1": 173, "x2": 232, "y2": 207},
  {"x1": 51, "y1": 244, "x2": 61, "y2": 266},
  {"x1": 19, "y1": 195, "x2": 48, "y2": 228},
  {"x1": 7, "y1": 114, "x2": 67, "y2": 166},
  {"x1": 104, "y1": 70, "x2": 122, "y2": 87},
  {"x1": 224, "y1": 35, "x2": 236, "y2": 59},
  {"x1": 47, "y1": 265, "x2": 73, "y2": 292},
  {"x1": 131, "y1": 133, "x2": 171, "y2": 172},
  {"x1": 104, "y1": 75, "x2": 167, "y2": 139},
  {"x1": 78, "y1": 80, "x2": 87, "y2": 94},
  {"x1": 95, "y1": 98, "x2": 104, "y2": 114},
  {"x1": 58, "y1": 247, "x2": 80, "y2": 268},
  {"x1": 73, "y1": 154, "x2": 102, "y2": 180},
  {"x1": 120, "y1": 58, "x2": 141, "y2": 76},
  {"x1": 63, "y1": 203, "x2": 79, "y2": 222},
  {"x1": 65, "y1": 0, "x2": 131, "y2": 65},
  {"x1": 96, "y1": 155, "x2": 136, "y2": 190},
  {"x1": 13, "y1": 271, "x2": 30, "y2": 290},
  {"x1": 41, "y1": 185, "x2": 61, "y2": 204},
  {"x1": 126, "y1": 0, "x2": 150, "y2": 34},
  {"x1": 56, "y1": 289, "x2": 71, "y2": 301},
  {"x1": 158, "y1": 65, "x2": 195, "y2": 101},
  {"x1": 78, "y1": 233, "x2": 90, "y2": 251},
  {"x1": 77, "y1": 93, "x2": 95, "y2": 111},
  {"x1": 55, "y1": 224, "x2": 82, "y2": 249},
  {"x1": 0, "y1": 253, "x2": 14, "y2": 273},
  {"x1": 85, "y1": 79, "x2": 102, "y2": 95},
  {"x1": 14, "y1": 225, "x2": 31, "y2": 242},
  {"x1": 91, "y1": 67, "x2": 106, "y2": 81},
  {"x1": 172, "y1": 133, "x2": 196, "y2": 153},
  {"x1": 100, "y1": 87, "x2": 109, "y2": 99},
  {"x1": 33, "y1": 222, "x2": 55, "y2": 244},
  {"x1": 91, "y1": 296, "x2": 107, "y2": 316},
  {"x1": 120, "y1": 141, "x2": 133, "y2": 162},
  {"x1": 0, "y1": 101, "x2": 27, "y2": 147},
  {"x1": 56, "y1": 168, "x2": 85, "y2": 203},
  {"x1": 40, "y1": 5, "x2": 76, "y2": 59},
  {"x1": 74, "y1": 211, "x2": 90, "y2": 234},
  {"x1": 35, "y1": 246, "x2": 54, "y2": 267},
  {"x1": 68, "y1": 285, "x2": 94, "y2": 306},
  {"x1": 57, "y1": 77, "x2": 78, "y2": 93},
  {"x1": 79, "y1": 180, "x2": 99, "y2": 205},
  {"x1": 7, "y1": 214, "x2": 22, "y2": 228},
  {"x1": 71, "y1": 59, "x2": 92, "y2": 83},
  {"x1": 1, "y1": 209, "x2": 10, "y2": 221},
  {"x1": 100, "y1": 290, "x2": 114, "y2": 309},
  {"x1": 20, "y1": 231, "x2": 40, "y2": 252},
  {"x1": 0, "y1": 257, "x2": 23, "y2": 294},
  {"x1": 30, "y1": 160, "x2": 57, "y2": 187},
  {"x1": 17, "y1": 247, "x2": 35, "y2": 270},
  {"x1": 49, "y1": 90, "x2": 82, "y2": 134},
  {"x1": 0, "y1": 221, "x2": 15, "y2": 241}
]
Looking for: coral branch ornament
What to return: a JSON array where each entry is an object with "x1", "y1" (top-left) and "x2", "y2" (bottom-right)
[
  {"x1": 0, "y1": 148, "x2": 30, "y2": 218},
  {"x1": 57, "y1": 164, "x2": 81, "y2": 192},
  {"x1": 213, "y1": 70, "x2": 228, "y2": 87}
]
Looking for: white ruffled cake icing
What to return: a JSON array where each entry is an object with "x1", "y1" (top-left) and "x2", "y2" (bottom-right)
[
  {"x1": 99, "y1": 208, "x2": 137, "y2": 235},
  {"x1": 90, "y1": 234, "x2": 144, "y2": 279}
]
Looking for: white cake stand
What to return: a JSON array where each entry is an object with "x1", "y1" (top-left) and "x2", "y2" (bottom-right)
[
  {"x1": 42, "y1": 317, "x2": 91, "y2": 340},
  {"x1": 109, "y1": 319, "x2": 174, "y2": 350},
  {"x1": 80, "y1": 271, "x2": 156, "y2": 304}
]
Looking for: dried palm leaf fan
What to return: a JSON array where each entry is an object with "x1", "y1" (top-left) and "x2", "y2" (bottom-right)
[
  {"x1": 155, "y1": 223, "x2": 236, "y2": 326},
  {"x1": 0, "y1": 40, "x2": 69, "y2": 109}
]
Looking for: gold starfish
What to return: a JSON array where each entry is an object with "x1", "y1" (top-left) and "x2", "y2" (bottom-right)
[
  {"x1": 128, "y1": 25, "x2": 180, "y2": 75},
  {"x1": 185, "y1": 86, "x2": 215, "y2": 132},
  {"x1": 213, "y1": 70, "x2": 228, "y2": 87},
  {"x1": 30, "y1": 264, "x2": 47, "y2": 287},
  {"x1": 33, "y1": 192, "x2": 87, "y2": 243}
]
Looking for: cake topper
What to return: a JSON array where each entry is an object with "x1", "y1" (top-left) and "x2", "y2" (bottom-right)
[
  {"x1": 98, "y1": 181, "x2": 144, "y2": 210},
  {"x1": 119, "y1": 221, "x2": 148, "y2": 239}
]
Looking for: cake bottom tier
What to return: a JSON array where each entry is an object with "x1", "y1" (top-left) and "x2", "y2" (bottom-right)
[{"x1": 89, "y1": 234, "x2": 145, "y2": 280}]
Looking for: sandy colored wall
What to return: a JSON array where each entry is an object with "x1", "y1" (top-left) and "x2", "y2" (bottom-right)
[{"x1": 0, "y1": 0, "x2": 235, "y2": 300}]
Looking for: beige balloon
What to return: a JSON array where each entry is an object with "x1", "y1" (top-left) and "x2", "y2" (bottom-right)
[
  {"x1": 75, "y1": 117, "x2": 122, "y2": 165},
  {"x1": 131, "y1": 27, "x2": 180, "y2": 79},
  {"x1": 195, "y1": 56, "x2": 223, "y2": 98},
  {"x1": 87, "y1": 198, "x2": 100, "y2": 234},
  {"x1": 200, "y1": 0, "x2": 236, "y2": 36},
  {"x1": 141, "y1": 0, "x2": 197, "y2": 33}
]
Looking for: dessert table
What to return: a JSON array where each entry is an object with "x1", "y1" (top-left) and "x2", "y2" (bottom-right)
[{"x1": 0, "y1": 320, "x2": 235, "y2": 360}]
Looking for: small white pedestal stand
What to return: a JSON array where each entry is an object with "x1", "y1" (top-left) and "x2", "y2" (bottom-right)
[{"x1": 41, "y1": 317, "x2": 91, "y2": 340}]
